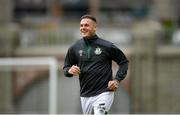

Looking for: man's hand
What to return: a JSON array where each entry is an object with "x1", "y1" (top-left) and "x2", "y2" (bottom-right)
[
  {"x1": 108, "y1": 79, "x2": 120, "y2": 91},
  {"x1": 68, "y1": 65, "x2": 81, "y2": 76}
]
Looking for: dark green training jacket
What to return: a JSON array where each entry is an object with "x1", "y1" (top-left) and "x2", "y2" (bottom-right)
[{"x1": 63, "y1": 35, "x2": 128, "y2": 97}]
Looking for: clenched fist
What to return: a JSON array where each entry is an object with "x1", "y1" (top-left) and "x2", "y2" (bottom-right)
[
  {"x1": 68, "y1": 65, "x2": 81, "y2": 76},
  {"x1": 108, "y1": 79, "x2": 120, "y2": 91}
]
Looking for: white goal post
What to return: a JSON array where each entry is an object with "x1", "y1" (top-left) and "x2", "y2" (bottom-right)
[{"x1": 0, "y1": 57, "x2": 58, "y2": 114}]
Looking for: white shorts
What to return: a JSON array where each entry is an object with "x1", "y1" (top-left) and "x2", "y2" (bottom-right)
[{"x1": 80, "y1": 92, "x2": 114, "y2": 115}]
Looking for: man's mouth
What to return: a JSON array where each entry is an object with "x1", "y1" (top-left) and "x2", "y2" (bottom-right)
[{"x1": 81, "y1": 31, "x2": 88, "y2": 35}]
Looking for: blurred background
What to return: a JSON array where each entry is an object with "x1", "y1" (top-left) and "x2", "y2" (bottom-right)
[{"x1": 0, "y1": 0, "x2": 180, "y2": 114}]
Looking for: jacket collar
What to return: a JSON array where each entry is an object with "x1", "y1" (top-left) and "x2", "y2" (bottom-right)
[{"x1": 83, "y1": 34, "x2": 98, "y2": 44}]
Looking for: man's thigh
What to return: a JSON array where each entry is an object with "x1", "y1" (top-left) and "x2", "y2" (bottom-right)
[
  {"x1": 93, "y1": 92, "x2": 114, "y2": 114},
  {"x1": 80, "y1": 92, "x2": 114, "y2": 114}
]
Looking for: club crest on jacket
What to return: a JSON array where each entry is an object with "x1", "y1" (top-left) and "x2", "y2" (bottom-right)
[{"x1": 94, "y1": 47, "x2": 102, "y2": 55}]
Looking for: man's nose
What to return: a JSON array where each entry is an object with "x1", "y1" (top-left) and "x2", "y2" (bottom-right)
[{"x1": 81, "y1": 26, "x2": 86, "y2": 30}]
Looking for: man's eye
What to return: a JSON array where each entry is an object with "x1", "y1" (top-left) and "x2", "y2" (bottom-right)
[{"x1": 85, "y1": 24, "x2": 89, "y2": 27}]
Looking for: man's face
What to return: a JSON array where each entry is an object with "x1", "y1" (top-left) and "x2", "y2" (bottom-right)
[{"x1": 80, "y1": 18, "x2": 96, "y2": 38}]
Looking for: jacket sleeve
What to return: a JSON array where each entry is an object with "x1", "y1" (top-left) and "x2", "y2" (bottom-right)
[
  {"x1": 110, "y1": 44, "x2": 129, "y2": 81},
  {"x1": 63, "y1": 47, "x2": 77, "y2": 77}
]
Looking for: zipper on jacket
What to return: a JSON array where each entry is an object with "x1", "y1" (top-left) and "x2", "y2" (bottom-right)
[
  {"x1": 85, "y1": 40, "x2": 91, "y2": 59},
  {"x1": 87, "y1": 46, "x2": 91, "y2": 59}
]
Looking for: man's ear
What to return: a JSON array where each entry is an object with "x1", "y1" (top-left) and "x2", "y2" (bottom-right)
[{"x1": 94, "y1": 25, "x2": 97, "y2": 31}]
